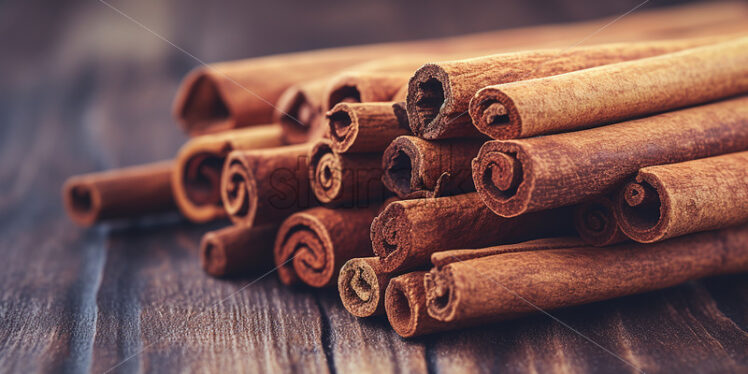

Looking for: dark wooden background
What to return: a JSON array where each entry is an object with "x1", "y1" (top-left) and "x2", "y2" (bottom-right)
[{"x1": 1, "y1": 0, "x2": 746, "y2": 372}]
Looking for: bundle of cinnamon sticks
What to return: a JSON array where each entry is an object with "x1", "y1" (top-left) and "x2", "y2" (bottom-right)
[{"x1": 63, "y1": 2, "x2": 748, "y2": 338}]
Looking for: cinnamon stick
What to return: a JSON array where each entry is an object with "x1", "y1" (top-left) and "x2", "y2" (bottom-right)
[
  {"x1": 327, "y1": 102, "x2": 410, "y2": 154},
  {"x1": 324, "y1": 71, "x2": 413, "y2": 111},
  {"x1": 472, "y1": 96, "x2": 748, "y2": 218},
  {"x1": 381, "y1": 136, "x2": 484, "y2": 198},
  {"x1": 200, "y1": 224, "x2": 278, "y2": 277},
  {"x1": 385, "y1": 271, "x2": 453, "y2": 338},
  {"x1": 273, "y1": 78, "x2": 330, "y2": 144},
  {"x1": 574, "y1": 196, "x2": 628, "y2": 247},
  {"x1": 615, "y1": 151, "x2": 748, "y2": 243},
  {"x1": 429, "y1": 237, "x2": 584, "y2": 268},
  {"x1": 308, "y1": 140, "x2": 387, "y2": 205},
  {"x1": 338, "y1": 257, "x2": 394, "y2": 317},
  {"x1": 274, "y1": 205, "x2": 381, "y2": 287},
  {"x1": 63, "y1": 161, "x2": 175, "y2": 227},
  {"x1": 370, "y1": 193, "x2": 573, "y2": 273},
  {"x1": 408, "y1": 35, "x2": 737, "y2": 139},
  {"x1": 173, "y1": 125, "x2": 283, "y2": 223},
  {"x1": 471, "y1": 37, "x2": 748, "y2": 140},
  {"x1": 221, "y1": 143, "x2": 314, "y2": 227},
  {"x1": 424, "y1": 224, "x2": 748, "y2": 331}
]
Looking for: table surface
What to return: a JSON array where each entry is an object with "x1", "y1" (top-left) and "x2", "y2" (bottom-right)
[{"x1": 1, "y1": 0, "x2": 746, "y2": 373}]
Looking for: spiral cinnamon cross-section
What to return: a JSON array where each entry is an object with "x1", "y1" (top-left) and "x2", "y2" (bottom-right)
[
  {"x1": 385, "y1": 272, "x2": 451, "y2": 338},
  {"x1": 324, "y1": 71, "x2": 412, "y2": 111},
  {"x1": 327, "y1": 102, "x2": 409, "y2": 154},
  {"x1": 338, "y1": 257, "x2": 394, "y2": 317},
  {"x1": 573, "y1": 196, "x2": 628, "y2": 246},
  {"x1": 308, "y1": 140, "x2": 386, "y2": 205},
  {"x1": 220, "y1": 155, "x2": 259, "y2": 227},
  {"x1": 274, "y1": 78, "x2": 329, "y2": 144}
]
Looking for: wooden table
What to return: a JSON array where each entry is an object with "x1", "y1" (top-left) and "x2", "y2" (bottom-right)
[{"x1": 1, "y1": 0, "x2": 746, "y2": 372}]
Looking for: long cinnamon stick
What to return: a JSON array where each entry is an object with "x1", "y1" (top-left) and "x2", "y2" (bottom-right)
[
  {"x1": 274, "y1": 205, "x2": 381, "y2": 287},
  {"x1": 381, "y1": 136, "x2": 484, "y2": 198},
  {"x1": 173, "y1": 125, "x2": 283, "y2": 223},
  {"x1": 430, "y1": 237, "x2": 584, "y2": 268},
  {"x1": 63, "y1": 161, "x2": 175, "y2": 227},
  {"x1": 408, "y1": 35, "x2": 737, "y2": 139},
  {"x1": 308, "y1": 140, "x2": 387, "y2": 205},
  {"x1": 327, "y1": 102, "x2": 410, "y2": 154},
  {"x1": 385, "y1": 271, "x2": 453, "y2": 338},
  {"x1": 324, "y1": 70, "x2": 413, "y2": 111},
  {"x1": 424, "y1": 224, "x2": 748, "y2": 331},
  {"x1": 200, "y1": 224, "x2": 278, "y2": 277},
  {"x1": 472, "y1": 96, "x2": 748, "y2": 218},
  {"x1": 273, "y1": 78, "x2": 330, "y2": 144},
  {"x1": 471, "y1": 37, "x2": 748, "y2": 140},
  {"x1": 338, "y1": 257, "x2": 394, "y2": 317},
  {"x1": 615, "y1": 151, "x2": 748, "y2": 243},
  {"x1": 220, "y1": 143, "x2": 314, "y2": 227},
  {"x1": 574, "y1": 196, "x2": 628, "y2": 247},
  {"x1": 370, "y1": 193, "x2": 573, "y2": 273}
]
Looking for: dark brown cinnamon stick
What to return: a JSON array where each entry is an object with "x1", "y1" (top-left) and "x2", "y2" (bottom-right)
[
  {"x1": 424, "y1": 224, "x2": 748, "y2": 331},
  {"x1": 385, "y1": 271, "x2": 453, "y2": 338},
  {"x1": 327, "y1": 102, "x2": 410, "y2": 154},
  {"x1": 274, "y1": 205, "x2": 381, "y2": 287},
  {"x1": 308, "y1": 140, "x2": 387, "y2": 205},
  {"x1": 470, "y1": 37, "x2": 748, "y2": 140},
  {"x1": 338, "y1": 257, "x2": 394, "y2": 317},
  {"x1": 63, "y1": 161, "x2": 175, "y2": 227},
  {"x1": 200, "y1": 224, "x2": 278, "y2": 277},
  {"x1": 370, "y1": 193, "x2": 573, "y2": 273},
  {"x1": 574, "y1": 196, "x2": 628, "y2": 247},
  {"x1": 221, "y1": 143, "x2": 314, "y2": 227},
  {"x1": 615, "y1": 151, "x2": 748, "y2": 243},
  {"x1": 472, "y1": 96, "x2": 748, "y2": 218},
  {"x1": 381, "y1": 136, "x2": 484, "y2": 198},
  {"x1": 173, "y1": 125, "x2": 283, "y2": 223},
  {"x1": 408, "y1": 35, "x2": 736, "y2": 139},
  {"x1": 430, "y1": 237, "x2": 584, "y2": 268},
  {"x1": 273, "y1": 78, "x2": 330, "y2": 144}
]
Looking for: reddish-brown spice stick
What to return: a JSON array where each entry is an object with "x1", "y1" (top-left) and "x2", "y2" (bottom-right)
[
  {"x1": 173, "y1": 125, "x2": 283, "y2": 223},
  {"x1": 574, "y1": 196, "x2": 628, "y2": 247},
  {"x1": 327, "y1": 102, "x2": 410, "y2": 154},
  {"x1": 200, "y1": 224, "x2": 278, "y2": 277},
  {"x1": 324, "y1": 70, "x2": 414, "y2": 111},
  {"x1": 338, "y1": 257, "x2": 395, "y2": 317},
  {"x1": 381, "y1": 136, "x2": 484, "y2": 198},
  {"x1": 472, "y1": 96, "x2": 748, "y2": 218},
  {"x1": 63, "y1": 161, "x2": 175, "y2": 227},
  {"x1": 273, "y1": 78, "x2": 330, "y2": 144},
  {"x1": 615, "y1": 151, "x2": 748, "y2": 243},
  {"x1": 221, "y1": 143, "x2": 315, "y2": 227},
  {"x1": 274, "y1": 205, "x2": 382, "y2": 287},
  {"x1": 424, "y1": 224, "x2": 748, "y2": 331},
  {"x1": 370, "y1": 193, "x2": 573, "y2": 273},
  {"x1": 429, "y1": 237, "x2": 584, "y2": 268},
  {"x1": 385, "y1": 271, "x2": 454, "y2": 338}
]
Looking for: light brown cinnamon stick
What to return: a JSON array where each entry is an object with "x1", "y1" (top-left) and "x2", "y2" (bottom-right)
[
  {"x1": 274, "y1": 205, "x2": 382, "y2": 287},
  {"x1": 63, "y1": 161, "x2": 175, "y2": 227},
  {"x1": 574, "y1": 196, "x2": 628, "y2": 247},
  {"x1": 327, "y1": 102, "x2": 410, "y2": 154},
  {"x1": 308, "y1": 140, "x2": 387, "y2": 205},
  {"x1": 472, "y1": 96, "x2": 748, "y2": 218},
  {"x1": 429, "y1": 237, "x2": 584, "y2": 268},
  {"x1": 338, "y1": 257, "x2": 394, "y2": 317},
  {"x1": 424, "y1": 224, "x2": 748, "y2": 331},
  {"x1": 615, "y1": 151, "x2": 748, "y2": 243},
  {"x1": 471, "y1": 37, "x2": 748, "y2": 140},
  {"x1": 385, "y1": 271, "x2": 453, "y2": 338},
  {"x1": 200, "y1": 224, "x2": 278, "y2": 277},
  {"x1": 381, "y1": 136, "x2": 484, "y2": 198},
  {"x1": 324, "y1": 71, "x2": 414, "y2": 111},
  {"x1": 370, "y1": 193, "x2": 573, "y2": 273},
  {"x1": 221, "y1": 143, "x2": 315, "y2": 227},
  {"x1": 173, "y1": 125, "x2": 283, "y2": 223},
  {"x1": 273, "y1": 78, "x2": 330, "y2": 144}
]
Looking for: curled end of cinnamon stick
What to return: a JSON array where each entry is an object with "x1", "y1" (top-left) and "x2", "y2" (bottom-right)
[
  {"x1": 424, "y1": 268, "x2": 458, "y2": 322},
  {"x1": 381, "y1": 136, "x2": 422, "y2": 198},
  {"x1": 200, "y1": 230, "x2": 229, "y2": 276},
  {"x1": 308, "y1": 140, "x2": 345, "y2": 204},
  {"x1": 338, "y1": 257, "x2": 389, "y2": 317},
  {"x1": 173, "y1": 145, "x2": 226, "y2": 223},
  {"x1": 273, "y1": 211, "x2": 335, "y2": 287},
  {"x1": 574, "y1": 197, "x2": 628, "y2": 246},
  {"x1": 62, "y1": 177, "x2": 102, "y2": 227},
  {"x1": 385, "y1": 271, "x2": 441, "y2": 338},
  {"x1": 200, "y1": 224, "x2": 278, "y2": 278},
  {"x1": 472, "y1": 142, "x2": 530, "y2": 217},
  {"x1": 469, "y1": 88, "x2": 522, "y2": 140},
  {"x1": 173, "y1": 68, "x2": 233, "y2": 135},
  {"x1": 406, "y1": 64, "x2": 451, "y2": 139},
  {"x1": 327, "y1": 104, "x2": 359, "y2": 154},
  {"x1": 220, "y1": 152, "x2": 259, "y2": 227},
  {"x1": 325, "y1": 74, "x2": 362, "y2": 111},
  {"x1": 616, "y1": 175, "x2": 668, "y2": 243},
  {"x1": 275, "y1": 84, "x2": 325, "y2": 144},
  {"x1": 370, "y1": 202, "x2": 413, "y2": 272}
]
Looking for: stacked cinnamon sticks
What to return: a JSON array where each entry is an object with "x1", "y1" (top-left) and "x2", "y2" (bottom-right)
[{"x1": 63, "y1": 2, "x2": 748, "y2": 338}]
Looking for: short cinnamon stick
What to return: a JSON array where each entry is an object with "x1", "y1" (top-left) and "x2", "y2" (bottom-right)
[
  {"x1": 338, "y1": 257, "x2": 394, "y2": 317},
  {"x1": 327, "y1": 102, "x2": 410, "y2": 154},
  {"x1": 370, "y1": 193, "x2": 573, "y2": 273},
  {"x1": 574, "y1": 196, "x2": 628, "y2": 247},
  {"x1": 385, "y1": 271, "x2": 453, "y2": 338},
  {"x1": 615, "y1": 151, "x2": 748, "y2": 243},
  {"x1": 308, "y1": 140, "x2": 387, "y2": 205},
  {"x1": 221, "y1": 143, "x2": 314, "y2": 227},
  {"x1": 173, "y1": 125, "x2": 283, "y2": 223},
  {"x1": 200, "y1": 224, "x2": 278, "y2": 277},
  {"x1": 324, "y1": 71, "x2": 413, "y2": 111},
  {"x1": 274, "y1": 205, "x2": 381, "y2": 287},
  {"x1": 470, "y1": 37, "x2": 748, "y2": 140},
  {"x1": 472, "y1": 96, "x2": 748, "y2": 218},
  {"x1": 273, "y1": 78, "x2": 330, "y2": 144},
  {"x1": 63, "y1": 161, "x2": 175, "y2": 227},
  {"x1": 424, "y1": 224, "x2": 748, "y2": 330},
  {"x1": 429, "y1": 237, "x2": 584, "y2": 268},
  {"x1": 381, "y1": 136, "x2": 484, "y2": 198}
]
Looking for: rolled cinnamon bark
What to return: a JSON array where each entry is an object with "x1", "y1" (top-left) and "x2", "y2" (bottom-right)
[
  {"x1": 173, "y1": 125, "x2": 283, "y2": 223},
  {"x1": 273, "y1": 78, "x2": 330, "y2": 144},
  {"x1": 63, "y1": 161, "x2": 175, "y2": 227},
  {"x1": 338, "y1": 257, "x2": 394, "y2": 317},
  {"x1": 424, "y1": 224, "x2": 748, "y2": 330},
  {"x1": 327, "y1": 102, "x2": 410, "y2": 154},
  {"x1": 324, "y1": 71, "x2": 413, "y2": 111},
  {"x1": 430, "y1": 237, "x2": 584, "y2": 268},
  {"x1": 308, "y1": 140, "x2": 387, "y2": 205},
  {"x1": 574, "y1": 196, "x2": 628, "y2": 247},
  {"x1": 615, "y1": 151, "x2": 748, "y2": 243},
  {"x1": 370, "y1": 193, "x2": 573, "y2": 272},
  {"x1": 381, "y1": 136, "x2": 484, "y2": 198},
  {"x1": 221, "y1": 143, "x2": 315, "y2": 227},
  {"x1": 408, "y1": 35, "x2": 736, "y2": 139},
  {"x1": 200, "y1": 224, "x2": 278, "y2": 277},
  {"x1": 385, "y1": 271, "x2": 453, "y2": 338},
  {"x1": 472, "y1": 96, "x2": 748, "y2": 218},
  {"x1": 274, "y1": 205, "x2": 381, "y2": 287},
  {"x1": 471, "y1": 37, "x2": 748, "y2": 140}
]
